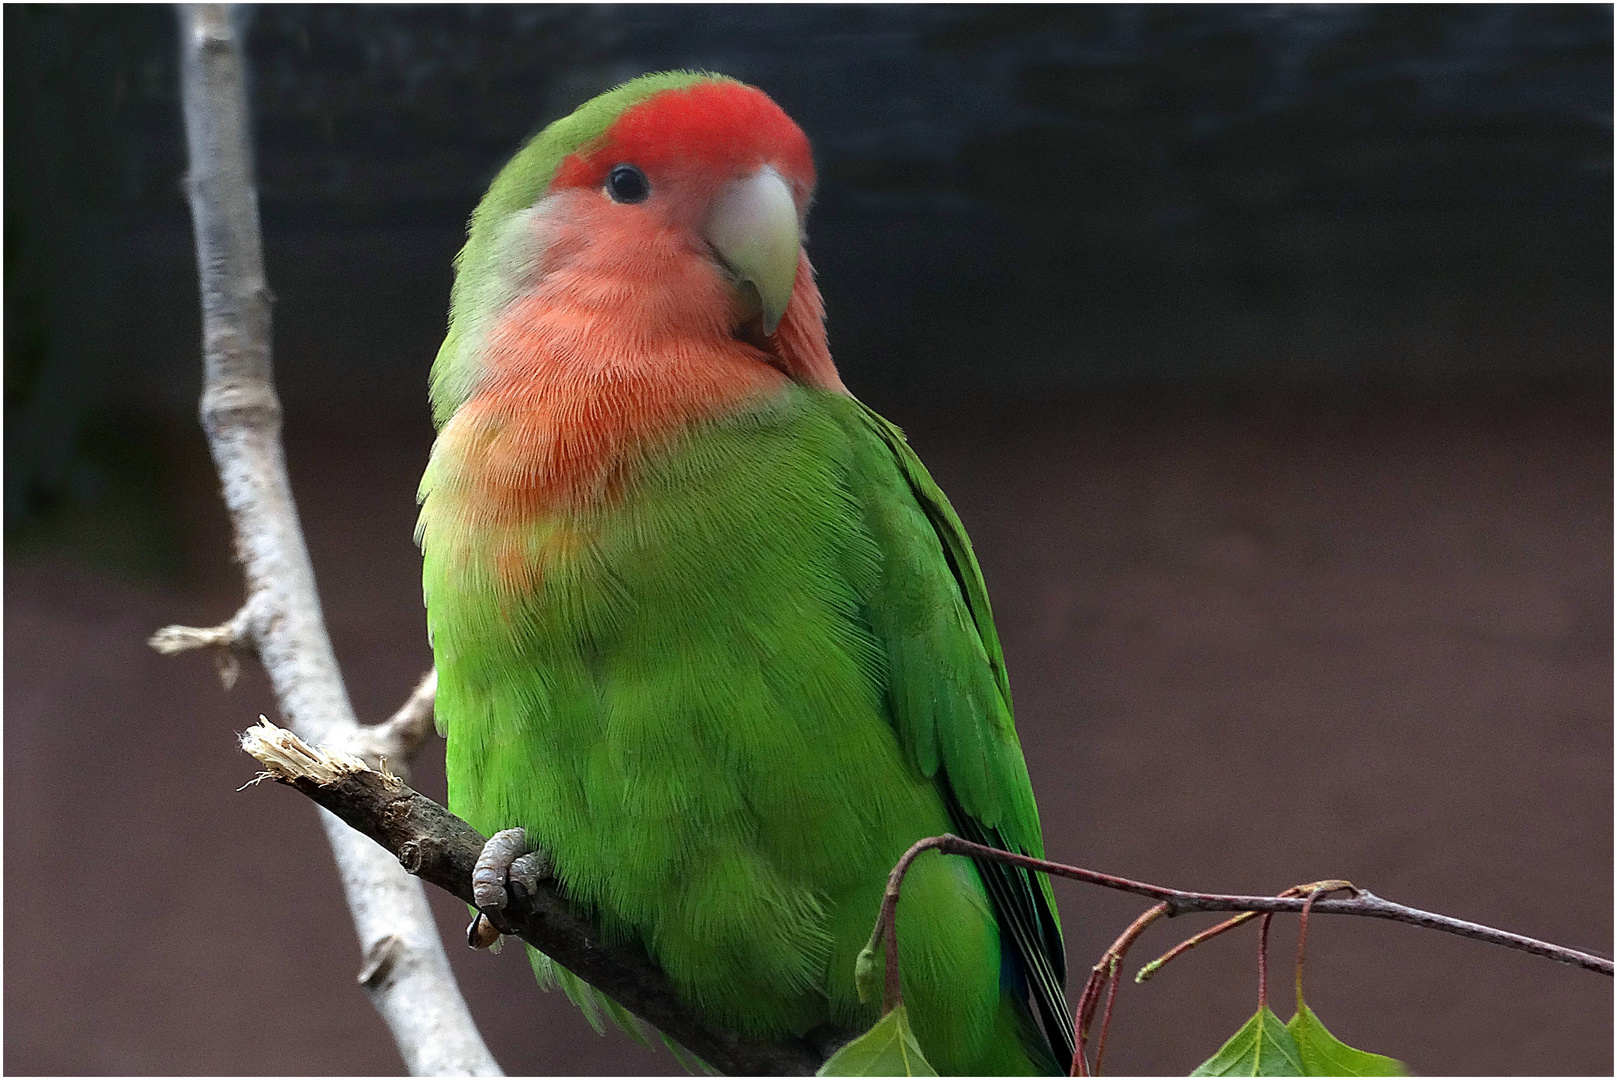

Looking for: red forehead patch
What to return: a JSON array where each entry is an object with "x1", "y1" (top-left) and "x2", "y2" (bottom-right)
[{"x1": 553, "y1": 81, "x2": 816, "y2": 196}]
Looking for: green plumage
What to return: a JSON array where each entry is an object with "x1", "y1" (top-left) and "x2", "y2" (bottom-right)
[
  {"x1": 423, "y1": 391, "x2": 1067, "y2": 1073},
  {"x1": 419, "y1": 71, "x2": 1069, "y2": 1075}
]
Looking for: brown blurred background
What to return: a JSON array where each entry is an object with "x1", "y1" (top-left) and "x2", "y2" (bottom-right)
[{"x1": 6, "y1": 5, "x2": 1611, "y2": 1075}]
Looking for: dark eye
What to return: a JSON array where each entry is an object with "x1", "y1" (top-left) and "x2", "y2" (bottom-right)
[{"x1": 606, "y1": 164, "x2": 650, "y2": 204}]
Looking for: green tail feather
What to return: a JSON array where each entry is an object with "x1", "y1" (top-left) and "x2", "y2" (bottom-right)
[
  {"x1": 525, "y1": 944, "x2": 723, "y2": 1073},
  {"x1": 525, "y1": 944, "x2": 653, "y2": 1049},
  {"x1": 659, "y1": 1032, "x2": 718, "y2": 1076}
]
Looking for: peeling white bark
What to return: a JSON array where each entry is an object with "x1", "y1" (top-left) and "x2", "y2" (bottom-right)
[{"x1": 175, "y1": 7, "x2": 499, "y2": 1074}]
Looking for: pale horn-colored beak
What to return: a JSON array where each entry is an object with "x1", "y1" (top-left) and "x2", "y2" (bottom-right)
[{"x1": 704, "y1": 165, "x2": 801, "y2": 335}]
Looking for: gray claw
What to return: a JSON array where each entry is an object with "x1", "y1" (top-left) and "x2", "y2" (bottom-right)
[{"x1": 467, "y1": 912, "x2": 501, "y2": 950}]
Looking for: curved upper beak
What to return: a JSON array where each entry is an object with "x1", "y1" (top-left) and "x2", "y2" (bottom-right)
[{"x1": 703, "y1": 166, "x2": 801, "y2": 335}]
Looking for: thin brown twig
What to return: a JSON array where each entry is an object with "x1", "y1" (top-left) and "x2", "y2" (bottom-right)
[
  {"x1": 865, "y1": 836, "x2": 1610, "y2": 1074},
  {"x1": 1136, "y1": 911, "x2": 1259, "y2": 982},
  {"x1": 1294, "y1": 883, "x2": 1354, "y2": 1007},
  {"x1": 883, "y1": 899, "x2": 902, "y2": 1015},
  {"x1": 1257, "y1": 913, "x2": 1273, "y2": 1011},
  {"x1": 868, "y1": 835, "x2": 1612, "y2": 978},
  {"x1": 1296, "y1": 894, "x2": 1317, "y2": 990},
  {"x1": 1136, "y1": 880, "x2": 1356, "y2": 984},
  {"x1": 1092, "y1": 956, "x2": 1123, "y2": 1077},
  {"x1": 864, "y1": 836, "x2": 941, "y2": 1015},
  {"x1": 1072, "y1": 903, "x2": 1169, "y2": 1075}
]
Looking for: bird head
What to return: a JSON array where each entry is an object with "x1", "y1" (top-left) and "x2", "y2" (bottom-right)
[
  {"x1": 434, "y1": 72, "x2": 833, "y2": 423},
  {"x1": 549, "y1": 76, "x2": 814, "y2": 337}
]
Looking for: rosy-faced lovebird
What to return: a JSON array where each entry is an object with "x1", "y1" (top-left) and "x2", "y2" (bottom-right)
[{"x1": 418, "y1": 71, "x2": 1071, "y2": 1074}]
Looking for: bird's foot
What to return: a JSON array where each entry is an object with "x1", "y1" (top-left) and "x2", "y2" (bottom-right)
[{"x1": 467, "y1": 827, "x2": 552, "y2": 950}]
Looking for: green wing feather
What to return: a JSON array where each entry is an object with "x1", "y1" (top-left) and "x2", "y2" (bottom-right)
[{"x1": 836, "y1": 397, "x2": 1075, "y2": 1067}]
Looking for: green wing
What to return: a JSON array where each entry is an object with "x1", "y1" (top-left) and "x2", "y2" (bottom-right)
[{"x1": 833, "y1": 396, "x2": 1075, "y2": 1067}]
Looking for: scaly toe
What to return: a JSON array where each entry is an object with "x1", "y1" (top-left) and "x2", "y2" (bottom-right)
[
  {"x1": 506, "y1": 850, "x2": 553, "y2": 902},
  {"x1": 472, "y1": 827, "x2": 529, "y2": 911}
]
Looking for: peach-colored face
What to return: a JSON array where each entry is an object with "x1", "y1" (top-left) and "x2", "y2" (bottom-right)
[{"x1": 420, "y1": 82, "x2": 843, "y2": 598}]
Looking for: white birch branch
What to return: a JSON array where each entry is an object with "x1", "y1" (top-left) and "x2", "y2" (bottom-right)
[{"x1": 171, "y1": 6, "x2": 500, "y2": 1074}]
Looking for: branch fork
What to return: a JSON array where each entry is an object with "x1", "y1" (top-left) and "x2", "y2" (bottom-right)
[
  {"x1": 149, "y1": 598, "x2": 259, "y2": 689},
  {"x1": 152, "y1": 607, "x2": 437, "y2": 771},
  {"x1": 344, "y1": 670, "x2": 439, "y2": 776}
]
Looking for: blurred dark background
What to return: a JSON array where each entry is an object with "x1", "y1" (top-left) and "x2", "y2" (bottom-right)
[{"x1": 6, "y1": 4, "x2": 1611, "y2": 1075}]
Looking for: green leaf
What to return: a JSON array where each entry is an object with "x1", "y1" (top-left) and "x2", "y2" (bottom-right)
[
  {"x1": 1191, "y1": 1006, "x2": 1306, "y2": 1076},
  {"x1": 1287, "y1": 1003, "x2": 1406, "y2": 1076},
  {"x1": 818, "y1": 1005, "x2": 938, "y2": 1077}
]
